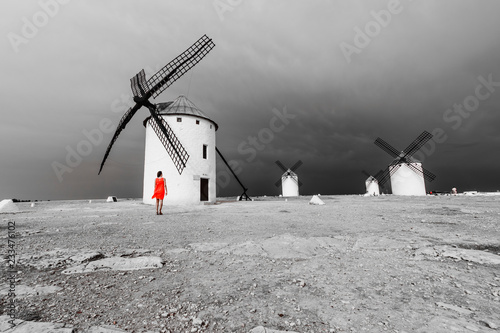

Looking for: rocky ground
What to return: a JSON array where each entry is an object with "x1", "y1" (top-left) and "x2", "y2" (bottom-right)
[{"x1": 1, "y1": 194, "x2": 500, "y2": 333}]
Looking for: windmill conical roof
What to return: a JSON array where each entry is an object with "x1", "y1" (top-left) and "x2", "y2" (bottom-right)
[
  {"x1": 156, "y1": 96, "x2": 218, "y2": 130},
  {"x1": 392, "y1": 155, "x2": 421, "y2": 164}
]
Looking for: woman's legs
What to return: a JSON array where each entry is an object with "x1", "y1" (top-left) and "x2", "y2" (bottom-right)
[
  {"x1": 156, "y1": 199, "x2": 159, "y2": 214},
  {"x1": 159, "y1": 199, "x2": 163, "y2": 215}
]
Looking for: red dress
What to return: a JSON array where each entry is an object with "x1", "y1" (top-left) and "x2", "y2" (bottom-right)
[{"x1": 152, "y1": 177, "x2": 165, "y2": 200}]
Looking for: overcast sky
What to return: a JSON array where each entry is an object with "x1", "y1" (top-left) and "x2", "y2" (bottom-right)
[{"x1": 1, "y1": 0, "x2": 500, "y2": 200}]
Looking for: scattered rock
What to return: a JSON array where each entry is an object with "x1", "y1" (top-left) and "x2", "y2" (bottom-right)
[
  {"x1": 192, "y1": 317, "x2": 202, "y2": 326},
  {"x1": 414, "y1": 247, "x2": 439, "y2": 259},
  {"x1": 441, "y1": 247, "x2": 500, "y2": 265},
  {"x1": 69, "y1": 251, "x2": 105, "y2": 264},
  {"x1": 479, "y1": 320, "x2": 498, "y2": 329},
  {"x1": 17, "y1": 249, "x2": 104, "y2": 270},
  {"x1": 295, "y1": 279, "x2": 306, "y2": 287},
  {"x1": 0, "y1": 199, "x2": 19, "y2": 213},
  {"x1": 415, "y1": 316, "x2": 481, "y2": 333},
  {"x1": 249, "y1": 326, "x2": 298, "y2": 333},
  {"x1": 416, "y1": 246, "x2": 500, "y2": 265},
  {"x1": 435, "y1": 302, "x2": 473, "y2": 315},
  {"x1": 309, "y1": 195, "x2": 325, "y2": 205},
  {"x1": 62, "y1": 256, "x2": 164, "y2": 274},
  {"x1": 118, "y1": 249, "x2": 153, "y2": 258}
]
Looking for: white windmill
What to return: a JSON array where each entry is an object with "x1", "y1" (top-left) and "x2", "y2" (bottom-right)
[
  {"x1": 374, "y1": 131, "x2": 436, "y2": 196},
  {"x1": 362, "y1": 170, "x2": 381, "y2": 196},
  {"x1": 99, "y1": 35, "x2": 253, "y2": 204},
  {"x1": 275, "y1": 160, "x2": 302, "y2": 197},
  {"x1": 142, "y1": 96, "x2": 218, "y2": 205},
  {"x1": 98, "y1": 35, "x2": 218, "y2": 204}
]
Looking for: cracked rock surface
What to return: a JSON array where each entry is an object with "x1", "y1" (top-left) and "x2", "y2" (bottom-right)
[{"x1": 1, "y1": 195, "x2": 500, "y2": 332}]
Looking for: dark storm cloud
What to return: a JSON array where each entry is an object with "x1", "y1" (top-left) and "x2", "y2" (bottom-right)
[{"x1": 1, "y1": 0, "x2": 500, "y2": 200}]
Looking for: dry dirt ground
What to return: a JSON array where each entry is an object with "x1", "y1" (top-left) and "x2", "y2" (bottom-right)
[{"x1": 1, "y1": 195, "x2": 500, "y2": 333}]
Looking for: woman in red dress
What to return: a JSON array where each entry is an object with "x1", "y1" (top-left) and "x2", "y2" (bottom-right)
[{"x1": 152, "y1": 171, "x2": 167, "y2": 215}]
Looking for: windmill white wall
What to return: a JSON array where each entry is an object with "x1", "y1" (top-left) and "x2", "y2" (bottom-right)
[
  {"x1": 390, "y1": 163, "x2": 426, "y2": 196},
  {"x1": 364, "y1": 177, "x2": 380, "y2": 196},
  {"x1": 282, "y1": 173, "x2": 299, "y2": 197},
  {"x1": 143, "y1": 96, "x2": 217, "y2": 205}
]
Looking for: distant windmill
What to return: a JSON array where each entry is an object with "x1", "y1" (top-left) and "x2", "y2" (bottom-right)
[
  {"x1": 275, "y1": 160, "x2": 303, "y2": 197},
  {"x1": 374, "y1": 131, "x2": 436, "y2": 195},
  {"x1": 361, "y1": 170, "x2": 384, "y2": 196}
]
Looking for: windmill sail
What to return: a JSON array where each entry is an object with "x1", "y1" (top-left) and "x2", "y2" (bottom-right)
[
  {"x1": 147, "y1": 112, "x2": 189, "y2": 175},
  {"x1": 375, "y1": 168, "x2": 391, "y2": 186},
  {"x1": 401, "y1": 130, "x2": 432, "y2": 159},
  {"x1": 290, "y1": 160, "x2": 303, "y2": 172},
  {"x1": 98, "y1": 35, "x2": 215, "y2": 175},
  {"x1": 405, "y1": 162, "x2": 436, "y2": 181},
  {"x1": 98, "y1": 104, "x2": 142, "y2": 175},
  {"x1": 216, "y1": 147, "x2": 251, "y2": 201},
  {"x1": 147, "y1": 35, "x2": 215, "y2": 99},
  {"x1": 131, "y1": 69, "x2": 148, "y2": 98},
  {"x1": 275, "y1": 160, "x2": 288, "y2": 173},
  {"x1": 274, "y1": 177, "x2": 283, "y2": 187},
  {"x1": 282, "y1": 171, "x2": 299, "y2": 185},
  {"x1": 374, "y1": 137, "x2": 400, "y2": 158},
  {"x1": 274, "y1": 160, "x2": 303, "y2": 188},
  {"x1": 374, "y1": 131, "x2": 436, "y2": 182}
]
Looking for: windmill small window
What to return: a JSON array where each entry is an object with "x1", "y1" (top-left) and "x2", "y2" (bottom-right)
[
  {"x1": 177, "y1": 117, "x2": 182, "y2": 122},
  {"x1": 196, "y1": 120, "x2": 200, "y2": 125},
  {"x1": 203, "y1": 145, "x2": 207, "y2": 159}
]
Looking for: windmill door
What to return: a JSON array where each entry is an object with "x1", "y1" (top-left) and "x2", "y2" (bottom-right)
[{"x1": 200, "y1": 178, "x2": 209, "y2": 201}]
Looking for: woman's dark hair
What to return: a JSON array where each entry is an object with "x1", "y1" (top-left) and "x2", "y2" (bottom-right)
[{"x1": 157, "y1": 171, "x2": 162, "y2": 177}]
